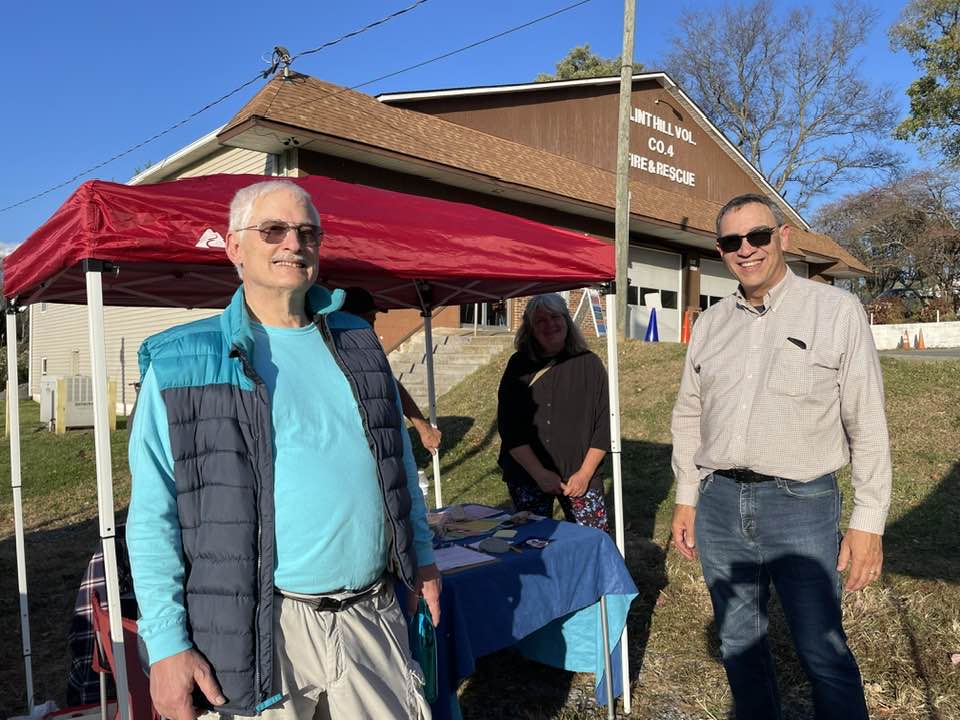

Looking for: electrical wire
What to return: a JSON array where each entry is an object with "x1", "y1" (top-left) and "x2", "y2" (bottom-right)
[
  {"x1": 0, "y1": 74, "x2": 263, "y2": 214},
  {"x1": 237, "y1": 0, "x2": 595, "y2": 161},
  {"x1": 264, "y1": 0, "x2": 594, "y2": 118},
  {"x1": 0, "y1": 0, "x2": 436, "y2": 215},
  {"x1": 2, "y1": 0, "x2": 593, "y2": 215},
  {"x1": 347, "y1": 0, "x2": 592, "y2": 93},
  {"x1": 291, "y1": 0, "x2": 432, "y2": 61}
]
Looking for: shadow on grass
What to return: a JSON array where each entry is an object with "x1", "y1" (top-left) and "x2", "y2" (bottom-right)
[
  {"x1": 0, "y1": 513, "x2": 119, "y2": 717},
  {"x1": 409, "y1": 415, "x2": 477, "y2": 471},
  {"x1": 455, "y1": 439, "x2": 675, "y2": 719},
  {"x1": 0, "y1": 426, "x2": 681, "y2": 719},
  {"x1": 690, "y1": 463, "x2": 960, "y2": 720},
  {"x1": 701, "y1": 584, "x2": 823, "y2": 719},
  {"x1": 885, "y1": 461, "x2": 960, "y2": 582}
]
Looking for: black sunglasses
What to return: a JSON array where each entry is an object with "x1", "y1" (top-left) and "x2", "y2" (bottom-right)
[{"x1": 717, "y1": 227, "x2": 776, "y2": 254}]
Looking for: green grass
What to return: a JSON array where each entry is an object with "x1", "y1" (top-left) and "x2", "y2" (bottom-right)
[
  {"x1": 1, "y1": 342, "x2": 958, "y2": 719},
  {"x1": 423, "y1": 342, "x2": 960, "y2": 719},
  {"x1": 0, "y1": 402, "x2": 131, "y2": 533}
]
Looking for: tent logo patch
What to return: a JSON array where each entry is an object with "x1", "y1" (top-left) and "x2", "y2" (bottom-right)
[{"x1": 196, "y1": 229, "x2": 226, "y2": 249}]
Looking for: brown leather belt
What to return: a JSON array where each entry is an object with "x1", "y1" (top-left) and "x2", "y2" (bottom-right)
[{"x1": 723, "y1": 468, "x2": 777, "y2": 484}]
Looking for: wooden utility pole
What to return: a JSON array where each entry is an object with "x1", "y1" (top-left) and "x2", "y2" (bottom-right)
[{"x1": 614, "y1": 0, "x2": 636, "y2": 338}]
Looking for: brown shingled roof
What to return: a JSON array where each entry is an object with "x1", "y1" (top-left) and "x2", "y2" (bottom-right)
[{"x1": 220, "y1": 73, "x2": 868, "y2": 275}]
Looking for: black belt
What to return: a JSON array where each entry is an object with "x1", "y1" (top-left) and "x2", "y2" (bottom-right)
[
  {"x1": 276, "y1": 580, "x2": 380, "y2": 613},
  {"x1": 722, "y1": 468, "x2": 777, "y2": 484}
]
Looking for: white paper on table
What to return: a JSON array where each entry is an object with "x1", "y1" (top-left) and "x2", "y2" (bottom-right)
[
  {"x1": 434, "y1": 545, "x2": 498, "y2": 573},
  {"x1": 461, "y1": 504, "x2": 510, "y2": 520}
]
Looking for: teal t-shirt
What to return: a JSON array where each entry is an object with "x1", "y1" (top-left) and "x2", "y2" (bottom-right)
[
  {"x1": 128, "y1": 313, "x2": 435, "y2": 664},
  {"x1": 250, "y1": 322, "x2": 386, "y2": 592}
]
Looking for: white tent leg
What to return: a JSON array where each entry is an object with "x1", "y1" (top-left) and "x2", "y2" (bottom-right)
[
  {"x1": 605, "y1": 290, "x2": 631, "y2": 715},
  {"x1": 599, "y1": 596, "x2": 614, "y2": 719},
  {"x1": 422, "y1": 313, "x2": 442, "y2": 508},
  {"x1": 7, "y1": 310, "x2": 34, "y2": 715},
  {"x1": 86, "y1": 267, "x2": 131, "y2": 720}
]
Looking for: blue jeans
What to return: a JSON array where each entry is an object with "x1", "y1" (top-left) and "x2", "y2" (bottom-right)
[{"x1": 695, "y1": 472, "x2": 868, "y2": 720}]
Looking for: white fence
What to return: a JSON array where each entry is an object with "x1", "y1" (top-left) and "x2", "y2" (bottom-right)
[{"x1": 870, "y1": 320, "x2": 960, "y2": 350}]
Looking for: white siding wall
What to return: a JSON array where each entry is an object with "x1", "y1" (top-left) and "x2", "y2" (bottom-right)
[
  {"x1": 172, "y1": 147, "x2": 272, "y2": 178},
  {"x1": 30, "y1": 303, "x2": 221, "y2": 412}
]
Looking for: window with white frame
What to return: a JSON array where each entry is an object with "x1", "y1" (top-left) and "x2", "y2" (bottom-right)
[{"x1": 41, "y1": 357, "x2": 48, "y2": 375}]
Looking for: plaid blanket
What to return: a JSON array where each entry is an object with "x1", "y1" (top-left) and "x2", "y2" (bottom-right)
[{"x1": 66, "y1": 530, "x2": 136, "y2": 706}]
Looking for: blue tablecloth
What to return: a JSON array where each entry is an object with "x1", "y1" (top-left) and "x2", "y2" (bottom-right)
[{"x1": 426, "y1": 514, "x2": 637, "y2": 720}]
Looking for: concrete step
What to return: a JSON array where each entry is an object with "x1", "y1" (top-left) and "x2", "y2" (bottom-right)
[
  {"x1": 388, "y1": 328, "x2": 513, "y2": 404},
  {"x1": 389, "y1": 345, "x2": 509, "y2": 362},
  {"x1": 391, "y1": 353, "x2": 504, "y2": 370},
  {"x1": 394, "y1": 372, "x2": 476, "y2": 388}
]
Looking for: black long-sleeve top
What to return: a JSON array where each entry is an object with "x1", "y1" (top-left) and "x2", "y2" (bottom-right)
[{"x1": 496, "y1": 349, "x2": 610, "y2": 490}]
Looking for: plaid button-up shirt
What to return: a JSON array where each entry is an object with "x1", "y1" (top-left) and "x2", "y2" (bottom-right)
[{"x1": 670, "y1": 268, "x2": 892, "y2": 534}]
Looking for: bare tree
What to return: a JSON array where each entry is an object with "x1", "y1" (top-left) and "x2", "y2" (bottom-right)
[
  {"x1": 815, "y1": 169, "x2": 960, "y2": 310},
  {"x1": 909, "y1": 171, "x2": 960, "y2": 309},
  {"x1": 664, "y1": 0, "x2": 901, "y2": 212}
]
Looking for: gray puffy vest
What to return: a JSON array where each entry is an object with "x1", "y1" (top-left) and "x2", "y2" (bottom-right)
[{"x1": 139, "y1": 287, "x2": 417, "y2": 715}]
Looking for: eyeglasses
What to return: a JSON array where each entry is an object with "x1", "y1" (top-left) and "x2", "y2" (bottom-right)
[
  {"x1": 716, "y1": 227, "x2": 776, "y2": 254},
  {"x1": 238, "y1": 221, "x2": 323, "y2": 247}
]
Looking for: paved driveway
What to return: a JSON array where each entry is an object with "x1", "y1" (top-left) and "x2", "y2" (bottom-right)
[{"x1": 880, "y1": 348, "x2": 960, "y2": 361}]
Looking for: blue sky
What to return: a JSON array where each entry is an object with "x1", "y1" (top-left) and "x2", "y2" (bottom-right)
[{"x1": 2, "y1": 0, "x2": 920, "y2": 249}]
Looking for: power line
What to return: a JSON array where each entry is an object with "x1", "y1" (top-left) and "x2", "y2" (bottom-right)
[
  {"x1": 0, "y1": 74, "x2": 263, "y2": 214},
  {"x1": 349, "y1": 0, "x2": 592, "y2": 92},
  {"x1": 285, "y1": 0, "x2": 594, "y2": 113},
  {"x1": 0, "y1": 0, "x2": 436, "y2": 215},
  {"x1": 292, "y1": 0, "x2": 432, "y2": 61}
]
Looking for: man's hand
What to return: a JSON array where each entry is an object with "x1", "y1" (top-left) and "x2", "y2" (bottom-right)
[
  {"x1": 412, "y1": 419, "x2": 442, "y2": 454},
  {"x1": 671, "y1": 504, "x2": 698, "y2": 561},
  {"x1": 534, "y1": 469, "x2": 563, "y2": 495},
  {"x1": 561, "y1": 468, "x2": 592, "y2": 498},
  {"x1": 150, "y1": 648, "x2": 225, "y2": 720},
  {"x1": 408, "y1": 562, "x2": 442, "y2": 626},
  {"x1": 837, "y1": 528, "x2": 883, "y2": 592}
]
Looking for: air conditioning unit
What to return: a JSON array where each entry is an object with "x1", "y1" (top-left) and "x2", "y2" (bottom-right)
[{"x1": 40, "y1": 376, "x2": 116, "y2": 433}]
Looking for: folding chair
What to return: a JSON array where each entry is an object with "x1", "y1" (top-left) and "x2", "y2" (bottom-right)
[{"x1": 90, "y1": 592, "x2": 158, "y2": 720}]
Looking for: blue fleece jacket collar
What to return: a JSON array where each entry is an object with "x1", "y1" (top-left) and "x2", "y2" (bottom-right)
[{"x1": 222, "y1": 284, "x2": 345, "y2": 359}]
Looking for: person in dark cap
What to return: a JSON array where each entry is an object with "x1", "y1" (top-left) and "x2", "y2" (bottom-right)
[{"x1": 342, "y1": 286, "x2": 442, "y2": 455}]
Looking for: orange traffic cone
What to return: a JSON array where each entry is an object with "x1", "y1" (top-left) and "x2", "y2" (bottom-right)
[
  {"x1": 680, "y1": 310, "x2": 692, "y2": 344},
  {"x1": 902, "y1": 330, "x2": 911, "y2": 350},
  {"x1": 917, "y1": 329, "x2": 926, "y2": 349}
]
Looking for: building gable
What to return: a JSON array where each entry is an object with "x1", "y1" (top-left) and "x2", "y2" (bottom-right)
[{"x1": 379, "y1": 75, "x2": 795, "y2": 225}]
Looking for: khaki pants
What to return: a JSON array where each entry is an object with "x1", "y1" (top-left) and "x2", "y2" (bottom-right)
[{"x1": 206, "y1": 578, "x2": 431, "y2": 720}]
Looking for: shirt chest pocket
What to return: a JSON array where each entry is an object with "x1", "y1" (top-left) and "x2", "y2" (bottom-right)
[
  {"x1": 766, "y1": 349, "x2": 841, "y2": 397},
  {"x1": 699, "y1": 357, "x2": 738, "y2": 394}
]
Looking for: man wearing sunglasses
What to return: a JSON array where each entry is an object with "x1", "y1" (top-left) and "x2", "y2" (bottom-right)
[
  {"x1": 127, "y1": 180, "x2": 437, "y2": 719},
  {"x1": 670, "y1": 193, "x2": 891, "y2": 719}
]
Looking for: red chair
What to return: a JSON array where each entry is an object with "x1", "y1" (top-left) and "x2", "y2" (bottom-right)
[{"x1": 90, "y1": 592, "x2": 158, "y2": 720}]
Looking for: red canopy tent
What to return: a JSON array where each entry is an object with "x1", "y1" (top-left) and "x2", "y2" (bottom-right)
[
  {"x1": 3, "y1": 174, "x2": 613, "y2": 309},
  {"x1": 3, "y1": 174, "x2": 628, "y2": 719}
]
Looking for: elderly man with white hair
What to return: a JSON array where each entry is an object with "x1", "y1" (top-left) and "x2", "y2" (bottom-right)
[{"x1": 127, "y1": 180, "x2": 439, "y2": 720}]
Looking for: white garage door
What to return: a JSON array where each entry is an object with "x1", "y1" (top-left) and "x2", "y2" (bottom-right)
[
  {"x1": 699, "y1": 259, "x2": 809, "y2": 310},
  {"x1": 627, "y1": 247, "x2": 682, "y2": 341},
  {"x1": 700, "y1": 259, "x2": 739, "y2": 310}
]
